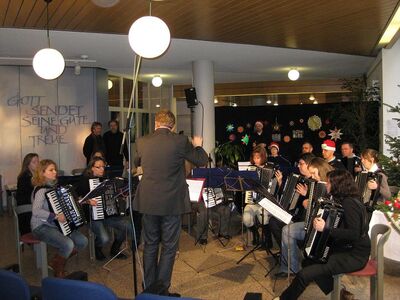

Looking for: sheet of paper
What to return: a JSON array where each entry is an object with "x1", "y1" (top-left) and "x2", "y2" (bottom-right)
[
  {"x1": 259, "y1": 197, "x2": 292, "y2": 224},
  {"x1": 187, "y1": 178, "x2": 205, "y2": 202}
]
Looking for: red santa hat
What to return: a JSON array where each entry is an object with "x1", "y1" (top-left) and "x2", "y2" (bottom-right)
[
  {"x1": 321, "y1": 139, "x2": 336, "y2": 151},
  {"x1": 268, "y1": 142, "x2": 280, "y2": 151}
]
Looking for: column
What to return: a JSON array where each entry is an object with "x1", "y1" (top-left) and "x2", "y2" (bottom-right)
[{"x1": 192, "y1": 60, "x2": 215, "y2": 163}]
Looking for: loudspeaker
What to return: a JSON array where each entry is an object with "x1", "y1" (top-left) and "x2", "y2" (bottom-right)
[{"x1": 184, "y1": 87, "x2": 198, "y2": 108}]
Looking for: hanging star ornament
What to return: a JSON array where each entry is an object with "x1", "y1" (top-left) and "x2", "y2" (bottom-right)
[
  {"x1": 226, "y1": 124, "x2": 234, "y2": 132},
  {"x1": 241, "y1": 134, "x2": 249, "y2": 145},
  {"x1": 328, "y1": 127, "x2": 343, "y2": 141}
]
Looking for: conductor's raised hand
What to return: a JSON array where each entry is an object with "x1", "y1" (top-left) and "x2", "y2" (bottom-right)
[{"x1": 192, "y1": 136, "x2": 203, "y2": 147}]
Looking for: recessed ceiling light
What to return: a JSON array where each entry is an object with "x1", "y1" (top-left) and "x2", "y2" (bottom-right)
[
  {"x1": 288, "y1": 69, "x2": 300, "y2": 81},
  {"x1": 266, "y1": 99, "x2": 272, "y2": 104},
  {"x1": 214, "y1": 98, "x2": 219, "y2": 104},
  {"x1": 232, "y1": 103, "x2": 238, "y2": 107},
  {"x1": 156, "y1": 104, "x2": 161, "y2": 108},
  {"x1": 309, "y1": 94, "x2": 315, "y2": 101},
  {"x1": 313, "y1": 100, "x2": 318, "y2": 104}
]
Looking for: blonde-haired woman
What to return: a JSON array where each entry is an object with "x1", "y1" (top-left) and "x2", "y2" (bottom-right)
[{"x1": 31, "y1": 159, "x2": 87, "y2": 277}]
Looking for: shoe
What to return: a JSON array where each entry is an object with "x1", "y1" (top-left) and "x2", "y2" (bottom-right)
[
  {"x1": 274, "y1": 271, "x2": 295, "y2": 279},
  {"x1": 168, "y1": 292, "x2": 181, "y2": 297},
  {"x1": 199, "y1": 238, "x2": 207, "y2": 245},
  {"x1": 95, "y1": 247, "x2": 106, "y2": 261},
  {"x1": 49, "y1": 254, "x2": 67, "y2": 278}
]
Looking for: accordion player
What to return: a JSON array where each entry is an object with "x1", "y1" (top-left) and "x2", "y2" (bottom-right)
[
  {"x1": 355, "y1": 171, "x2": 383, "y2": 208},
  {"x1": 45, "y1": 185, "x2": 86, "y2": 236}
]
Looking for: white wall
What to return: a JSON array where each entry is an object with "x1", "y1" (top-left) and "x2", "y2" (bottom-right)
[
  {"x1": 382, "y1": 38, "x2": 400, "y2": 155},
  {"x1": 0, "y1": 66, "x2": 109, "y2": 188}
]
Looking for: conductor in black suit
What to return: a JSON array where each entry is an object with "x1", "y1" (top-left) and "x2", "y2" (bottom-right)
[{"x1": 134, "y1": 110, "x2": 208, "y2": 293}]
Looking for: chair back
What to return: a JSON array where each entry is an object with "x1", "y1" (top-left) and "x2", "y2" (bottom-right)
[
  {"x1": 0, "y1": 269, "x2": 30, "y2": 300},
  {"x1": 370, "y1": 224, "x2": 391, "y2": 260},
  {"x1": 13, "y1": 204, "x2": 32, "y2": 240},
  {"x1": 42, "y1": 277, "x2": 118, "y2": 300}
]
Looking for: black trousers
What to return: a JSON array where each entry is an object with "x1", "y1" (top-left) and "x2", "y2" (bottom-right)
[
  {"x1": 268, "y1": 217, "x2": 285, "y2": 247},
  {"x1": 142, "y1": 214, "x2": 181, "y2": 290},
  {"x1": 280, "y1": 251, "x2": 368, "y2": 300}
]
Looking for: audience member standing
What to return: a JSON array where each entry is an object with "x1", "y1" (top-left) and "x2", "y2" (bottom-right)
[
  {"x1": 103, "y1": 120, "x2": 128, "y2": 167},
  {"x1": 83, "y1": 122, "x2": 106, "y2": 165}
]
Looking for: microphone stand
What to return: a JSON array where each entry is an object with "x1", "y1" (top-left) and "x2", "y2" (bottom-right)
[{"x1": 119, "y1": 54, "x2": 142, "y2": 296}]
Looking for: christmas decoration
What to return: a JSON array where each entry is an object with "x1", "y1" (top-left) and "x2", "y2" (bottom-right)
[
  {"x1": 226, "y1": 124, "x2": 234, "y2": 132},
  {"x1": 272, "y1": 133, "x2": 281, "y2": 142},
  {"x1": 283, "y1": 135, "x2": 291, "y2": 143},
  {"x1": 229, "y1": 133, "x2": 236, "y2": 141},
  {"x1": 328, "y1": 127, "x2": 343, "y2": 141},
  {"x1": 319, "y1": 131, "x2": 326, "y2": 138},
  {"x1": 237, "y1": 126, "x2": 244, "y2": 133},
  {"x1": 307, "y1": 115, "x2": 322, "y2": 131},
  {"x1": 293, "y1": 130, "x2": 304, "y2": 139},
  {"x1": 241, "y1": 134, "x2": 249, "y2": 145},
  {"x1": 246, "y1": 123, "x2": 252, "y2": 129},
  {"x1": 272, "y1": 118, "x2": 281, "y2": 131},
  {"x1": 299, "y1": 118, "x2": 304, "y2": 124},
  {"x1": 289, "y1": 121, "x2": 295, "y2": 126}
]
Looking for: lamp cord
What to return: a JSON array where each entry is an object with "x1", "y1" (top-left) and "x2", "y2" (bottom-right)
[
  {"x1": 149, "y1": 0, "x2": 152, "y2": 16},
  {"x1": 46, "y1": 0, "x2": 51, "y2": 48}
]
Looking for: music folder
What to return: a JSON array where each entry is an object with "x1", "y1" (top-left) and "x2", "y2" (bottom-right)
[{"x1": 78, "y1": 178, "x2": 118, "y2": 204}]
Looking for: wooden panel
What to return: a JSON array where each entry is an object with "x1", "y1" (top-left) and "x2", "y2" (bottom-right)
[
  {"x1": 1, "y1": 0, "x2": 399, "y2": 56},
  {"x1": 173, "y1": 79, "x2": 348, "y2": 98}
]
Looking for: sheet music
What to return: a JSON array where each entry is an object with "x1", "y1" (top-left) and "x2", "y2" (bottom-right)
[
  {"x1": 186, "y1": 179, "x2": 205, "y2": 202},
  {"x1": 259, "y1": 197, "x2": 293, "y2": 225},
  {"x1": 238, "y1": 161, "x2": 252, "y2": 171}
]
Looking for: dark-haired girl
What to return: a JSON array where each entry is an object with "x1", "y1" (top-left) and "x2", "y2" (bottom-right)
[{"x1": 275, "y1": 169, "x2": 371, "y2": 300}]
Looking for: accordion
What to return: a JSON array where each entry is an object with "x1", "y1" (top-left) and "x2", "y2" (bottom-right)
[
  {"x1": 245, "y1": 165, "x2": 277, "y2": 204},
  {"x1": 280, "y1": 173, "x2": 308, "y2": 211},
  {"x1": 45, "y1": 185, "x2": 86, "y2": 236},
  {"x1": 89, "y1": 178, "x2": 127, "y2": 220},
  {"x1": 304, "y1": 180, "x2": 327, "y2": 232},
  {"x1": 355, "y1": 171, "x2": 382, "y2": 207},
  {"x1": 303, "y1": 199, "x2": 343, "y2": 263}
]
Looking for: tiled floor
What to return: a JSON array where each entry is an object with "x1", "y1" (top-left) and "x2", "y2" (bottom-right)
[{"x1": 1, "y1": 212, "x2": 400, "y2": 299}]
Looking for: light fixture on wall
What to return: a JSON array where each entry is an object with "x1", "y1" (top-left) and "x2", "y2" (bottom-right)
[
  {"x1": 232, "y1": 103, "x2": 238, "y2": 107},
  {"x1": 128, "y1": 1, "x2": 171, "y2": 59},
  {"x1": 214, "y1": 98, "x2": 219, "y2": 104},
  {"x1": 309, "y1": 94, "x2": 315, "y2": 101},
  {"x1": 378, "y1": 5, "x2": 400, "y2": 46},
  {"x1": 273, "y1": 100, "x2": 279, "y2": 106},
  {"x1": 151, "y1": 75, "x2": 163, "y2": 87},
  {"x1": 74, "y1": 64, "x2": 81, "y2": 75},
  {"x1": 156, "y1": 104, "x2": 161, "y2": 108},
  {"x1": 288, "y1": 69, "x2": 300, "y2": 81},
  {"x1": 266, "y1": 99, "x2": 272, "y2": 104},
  {"x1": 313, "y1": 100, "x2": 318, "y2": 104},
  {"x1": 108, "y1": 79, "x2": 113, "y2": 90},
  {"x1": 32, "y1": 0, "x2": 65, "y2": 80}
]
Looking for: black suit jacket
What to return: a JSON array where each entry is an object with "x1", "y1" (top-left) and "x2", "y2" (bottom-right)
[{"x1": 134, "y1": 128, "x2": 208, "y2": 215}]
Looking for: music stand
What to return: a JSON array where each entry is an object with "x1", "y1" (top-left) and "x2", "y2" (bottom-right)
[{"x1": 192, "y1": 168, "x2": 240, "y2": 248}]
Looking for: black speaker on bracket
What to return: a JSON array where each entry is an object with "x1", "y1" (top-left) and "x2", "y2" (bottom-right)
[{"x1": 184, "y1": 87, "x2": 198, "y2": 108}]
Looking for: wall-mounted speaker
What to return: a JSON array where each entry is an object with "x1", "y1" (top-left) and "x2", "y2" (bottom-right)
[{"x1": 184, "y1": 87, "x2": 198, "y2": 108}]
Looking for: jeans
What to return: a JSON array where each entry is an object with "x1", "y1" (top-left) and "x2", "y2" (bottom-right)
[
  {"x1": 32, "y1": 224, "x2": 87, "y2": 258},
  {"x1": 280, "y1": 221, "x2": 305, "y2": 274},
  {"x1": 142, "y1": 214, "x2": 181, "y2": 289},
  {"x1": 90, "y1": 216, "x2": 133, "y2": 247}
]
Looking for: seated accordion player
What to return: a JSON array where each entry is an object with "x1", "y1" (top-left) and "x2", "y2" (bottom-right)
[{"x1": 355, "y1": 171, "x2": 382, "y2": 207}]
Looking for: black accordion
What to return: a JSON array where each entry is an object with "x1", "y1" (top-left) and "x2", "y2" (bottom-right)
[
  {"x1": 45, "y1": 185, "x2": 86, "y2": 236},
  {"x1": 245, "y1": 165, "x2": 277, "y2": 204},
  {"x1": 355, "y1": 171, "x2": 383, "y2": 207},
  {"x1": 303, "y1": 198, "x2": 344, "y2": 263},
  {"x1": 280, "y1": 173, "x2": 308, "y2": 211},
  {"x1": 304, "y1": 180, "x2": 327, "y2": 232},
  {"x1": 89, "y1": 177, "x2": 127, "y2": 220}
]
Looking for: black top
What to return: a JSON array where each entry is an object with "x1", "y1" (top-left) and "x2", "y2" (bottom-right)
[
  {"x1": 103, "y1": 130, "x2": 128, "y2": 167},
  {"x1": 249, "y1": 131, "x2": 268, "y2": 147},
  {"x1": 83, "y1": 133, "x2": 106, "y2": 165},
  {"x1": 16, "y1": 170, "x2": 33, "y2": 205},
  {"x1": 331, "y1": 197, "x2": 371, "y2": 256},
  {"x1": 328, "y1": 157, "x2": 346, "y2": 170}
]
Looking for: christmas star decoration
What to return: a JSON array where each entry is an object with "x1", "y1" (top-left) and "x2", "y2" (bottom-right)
[
  {"x1": 241, "y1": 134, "x2": 249, "y2": 145},
  {"x1": 226, "y1": 124, "x2": 234, "y2": 132},
  {"x1": 328, "y1": 127, "x2": 343, "y2": 141}
]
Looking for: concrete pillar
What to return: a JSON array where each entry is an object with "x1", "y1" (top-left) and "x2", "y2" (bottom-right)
[{"x1": 192, "y1": 60, "x2": 215, "y2": 161}]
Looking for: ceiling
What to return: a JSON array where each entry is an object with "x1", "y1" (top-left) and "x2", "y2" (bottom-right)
[{"x1": 0, "y1": 0, "x2": 398, "y2": 88}]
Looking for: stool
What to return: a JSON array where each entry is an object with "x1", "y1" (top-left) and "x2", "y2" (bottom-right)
[{"x1": 331, "y1": 224, "x2": 391, "y2": 300}]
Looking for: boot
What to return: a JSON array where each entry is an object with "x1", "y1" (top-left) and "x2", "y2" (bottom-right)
[
  {"x1": 49, "y1": 254, "x2": 67, "y2": 278},
  {"x1": 263, "y1": 224, "x2": 274, "y2": 250},
  {"x1": 249, "y1": 226, "x2": 260, "y2": 245},
  {"x1": 95, "y1": 247, "x2": 106, "y2": 261},
  {"x1": 110, "y1": 240, "x2": 128, "y2": 259}
]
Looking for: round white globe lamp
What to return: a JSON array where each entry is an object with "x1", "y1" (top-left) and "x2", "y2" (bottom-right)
[
  {"x1": 108, "y1": 79, "x2": 113, "y2": 90},
  {"x1": 288, "y1": 69, "x2": 300, "y2": 81},
  {"x1": 33, "y1": 48, "x2": 65, "y2": 80},
  {"x1": 128, "y1": 16, "x2": 171, "y2": 58},
  {"x1": 152, "y1": 75, "x2": 163, "y2": 87}
]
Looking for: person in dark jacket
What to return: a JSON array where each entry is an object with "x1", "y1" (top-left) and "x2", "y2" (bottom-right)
[
  {"x1": 103, "y1": 120, "x2": 128, "y2": 167},
  {"x1": 275, "y1": 169, "x2": 370, "y2": 300},
  {"x1": 134, "y1": 110, "x2": 208, "y2": 294},
  {"x1": 321, "y1": 140, "x2": 345, "y2": 170},
  {"x1": 16, "y1": 153, "x2": 39, "y2": 235},
  {"x1": 83, "y1": 122, "x2": 106, "y2": 165}
]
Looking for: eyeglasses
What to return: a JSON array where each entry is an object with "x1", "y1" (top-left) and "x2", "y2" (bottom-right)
[{"x1": 94, "y1": 165, "x2": 105, "y2": 169}]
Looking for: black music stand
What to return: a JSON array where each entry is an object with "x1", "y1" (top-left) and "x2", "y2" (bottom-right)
[{"x1": 192, "y1": 168, "x2": 245, "y2": 248}]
